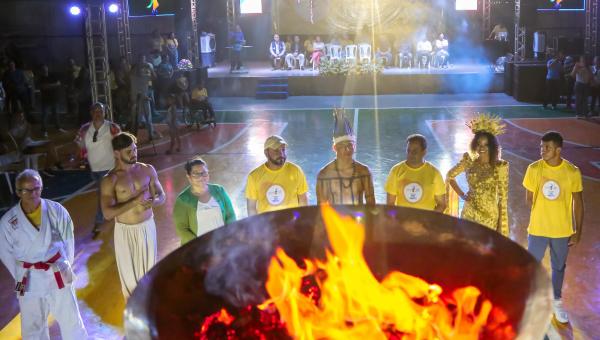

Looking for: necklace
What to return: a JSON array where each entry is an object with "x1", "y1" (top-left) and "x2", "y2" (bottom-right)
[{"x1": 335, "y1": 160, "x2": 356, "y2": 189}]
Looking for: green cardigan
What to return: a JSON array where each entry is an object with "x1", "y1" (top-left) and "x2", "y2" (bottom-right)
[{"x1": 173, "y1": 184, "x2": 236, "y2": 244}]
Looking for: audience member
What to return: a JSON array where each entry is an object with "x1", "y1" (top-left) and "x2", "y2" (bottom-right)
[
  {"x1": 269, "y1": 34, "x2": 286, "y2": 70},
  {"x1": 156, "y1": 54, "x2": 174, "y2": 109},
  {"x1": 165, "y1": 94, "x2": 180, "y2": 155},
  {"x1": 190, "y1": 81, "x2": 216, "y2": 127},
  {"x1": 75, "y1": 102, "x2": 121, "y2": 236},
  {"x1": 115, "y1": 56, "x2": 131, "y2": 124},
  {"x1": 9, "y1": 110, "x2": 62, "y2": 174},
  {"x1": 571, "y1": 55, "x2": 593, "y2": 118},
  {"x1": 37, "y1": 64, "x2": 64, "y2": 137},
  {"x1": 228, "y1": 24, "x2": 246, "y2": 72},
  {"x1": 2, "y1": 60, "x2": 30, "y2": 123},
  {"x1": 130, "y1": 55, "x2": 158, "y2": 139},
  {"x1": 64, "y1": 58, "x2": 81, "y2": 121},
  {"x1": 544, "y1": 51, "x2": 564, "y2": 110},
  {"x1": 590, "y1": 56, "x2": 600, "y2": 115},
  {"x1": 150, "y1": 29, "x2": 164, "y2": 53},
  {"x1": 165, "y1": 32, "x2": 179, "y2": 67},
  {"x1": 563, "y1": 55, "x2": 576, "y2": 109},
  {"x1": 172, "y1": 72, "x2": 190, "y2": 122}
]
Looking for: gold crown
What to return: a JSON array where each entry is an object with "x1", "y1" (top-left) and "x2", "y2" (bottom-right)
[{"x1": 466, "y1": 113, "x2": 506, "y2": 136}]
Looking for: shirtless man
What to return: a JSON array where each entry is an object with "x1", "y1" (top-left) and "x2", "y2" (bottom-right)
[
  {"x1": 100, "y1": 132, "x2": 165, "y2": 298},
  {"x1": 316, "y1": 109, "x2": 375, "y2": 205}
]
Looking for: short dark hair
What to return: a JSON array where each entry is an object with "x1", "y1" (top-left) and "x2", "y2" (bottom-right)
[
  {"x1": 406, "y1": 134, "x2": 427, "y2": 150},
  {"x1": 541, "y1": 131, "x2": 563, "y2": 147},
  {"x1": 112, "y1": 132, "x2": 137, "y2": 151},
  {"x1": 184, "y1": 157, "x2": 207, "y2": 174}
]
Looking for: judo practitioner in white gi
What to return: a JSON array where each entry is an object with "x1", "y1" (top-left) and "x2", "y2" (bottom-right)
[
  {"x1": 0, "y1": 169, "x2": 87, "y2": 339},
  {"x1": 100, "y1": 132, "x2": 165, "y2": 298}
]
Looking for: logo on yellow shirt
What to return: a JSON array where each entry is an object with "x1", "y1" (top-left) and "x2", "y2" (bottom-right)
[
  {"x1": 542, "y1": 180, "x2": 560, "y2": 200},
  {"x1": 266, "y1": 185, "x2": 286, "y2": 205},
  {"x1": 403, "y1": 182, "x2": 423, "y2": 203}
]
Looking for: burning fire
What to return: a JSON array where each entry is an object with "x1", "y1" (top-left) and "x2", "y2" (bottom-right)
[{"x1": 199, "y1": 205, "x2": 514, "y2": 339}]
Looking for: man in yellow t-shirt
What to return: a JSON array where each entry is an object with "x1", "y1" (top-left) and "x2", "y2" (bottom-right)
[
  {"x1": 385, "y1": 134, "x2": 446, "y2": 212},
  {"x1": 246, "y1": 135, "x2": 309, "y2": 215},
  {"x1": 523, "y1": 131, "x2": 584, "y2": 324}
]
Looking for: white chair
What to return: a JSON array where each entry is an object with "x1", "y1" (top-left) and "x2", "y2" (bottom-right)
[
  {"x1": 358, "y1": 44, "x2": 372, "y2": 63},
  {"x1": 345, "y1": 45, "x2": 357, "y2": 64},
  {"x1": 329, "y1": 45, "x2": 342, "y2": 62},
  {"x1": 324, "y1": 44, "x2": 332, "y2": 61}
]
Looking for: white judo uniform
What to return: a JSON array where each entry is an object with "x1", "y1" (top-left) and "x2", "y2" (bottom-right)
[{"x1": 0, "y1": 199, "x2": 87, "y2": 340}]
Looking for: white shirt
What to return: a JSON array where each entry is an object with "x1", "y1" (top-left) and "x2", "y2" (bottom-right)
[
  {"x1": 435, "y1": 39, "x2": 448, "y2": 50},
  {"x1": 417, "y1": 41, "x2": 432, "y2": 52},
  {"x1": 84, "y1": 121, "x2": 116, "y2": 172},
  {"x1": 196, "y1": 197, "x2": 224, "y2": 237}
]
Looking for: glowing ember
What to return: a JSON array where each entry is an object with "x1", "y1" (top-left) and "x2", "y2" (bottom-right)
[{"x1": 198, "y1": 205, "x2": 515, "y2": 339}]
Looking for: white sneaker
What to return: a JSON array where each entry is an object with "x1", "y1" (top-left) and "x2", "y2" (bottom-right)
[{"x1": 552, "y1": 299, "x2": 569, "y2": 323}]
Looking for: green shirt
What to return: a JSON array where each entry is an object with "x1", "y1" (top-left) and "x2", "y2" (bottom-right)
[{"x1": 173, "y1": 183, "x2": 236, "y2": 245}]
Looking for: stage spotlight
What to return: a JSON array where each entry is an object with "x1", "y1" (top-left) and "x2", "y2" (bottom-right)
[
  {"x1": 108, "y1": 3, "x2": 119, "y2": 13},
  {"x1": 69, "y1": 5, "x2": 82, "y2": 15}
]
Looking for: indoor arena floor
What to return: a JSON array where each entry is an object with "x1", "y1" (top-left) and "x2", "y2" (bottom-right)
[{"x1": 0, "y1": 93, "x2": 598, "y2": 339}]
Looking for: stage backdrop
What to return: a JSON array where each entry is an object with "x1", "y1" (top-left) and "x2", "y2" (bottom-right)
[{"x1": 273, "y1": 0, "x2": 442, "y2": 40}]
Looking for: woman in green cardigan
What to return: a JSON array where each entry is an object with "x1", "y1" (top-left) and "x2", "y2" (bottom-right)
[{"x1": 174, "y1": 157, "x2": 236, "y2": 244}]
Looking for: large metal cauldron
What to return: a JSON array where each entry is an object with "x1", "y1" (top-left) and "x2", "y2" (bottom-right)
[{"x1": 125, "y1": 205, "x2": 551, "y2": 339}]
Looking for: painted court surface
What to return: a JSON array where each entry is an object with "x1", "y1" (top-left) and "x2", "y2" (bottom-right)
[{"x1": 0, "y1": 95, "x2": 599, "y2": 339}]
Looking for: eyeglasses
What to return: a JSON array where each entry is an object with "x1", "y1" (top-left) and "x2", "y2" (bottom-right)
[
  {"x1": 16, "y1": 187, "x2": 42, "y2": 194},
  {"x1": 92, "y1": 129, "x2": 99, "y2": 143},
  {"x1": 189, "y1": 171, "x2": 209, "y2": 178}
]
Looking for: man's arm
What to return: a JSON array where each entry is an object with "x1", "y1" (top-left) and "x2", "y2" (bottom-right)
[
  {"x1": 148, "y1": 165, "x2": 166, "y2": 206},
  {"x1": 100, "y1": 174, "x2": 147, "y2": 221},
  {"x1": 365, "y1": 173, "x2": 376, "y2": 205},
  {"x1": 525, "y1": 189, "x2": 534, "y2": 208},
  {"x1": 570, "y1": 191, "x2": 584, "y2": 246},
  {"x1": 269, "y1": 43, "x2": 276, "y2": 57},
  {"x1": 434, "y1": 194, "x2": 447, "y2": 213},
  {"x1": 298, "y1": 193, "x2": 308, "y2": 206},
  {"x1": 247, "y1": 199, "x2": 258, "y2": 216}
]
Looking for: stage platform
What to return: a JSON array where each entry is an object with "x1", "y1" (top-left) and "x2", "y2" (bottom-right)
[{"x1": 206, "y1": 61, "x2": 503, "y2": 97}]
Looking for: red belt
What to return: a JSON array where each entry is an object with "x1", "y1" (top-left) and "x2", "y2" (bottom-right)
[{"x1": 16, "y1": 252, "x2": 65, "y2": 296}]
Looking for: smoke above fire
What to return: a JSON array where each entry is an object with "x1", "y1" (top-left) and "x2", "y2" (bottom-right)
[{"x1": 203, "y1": 214, "x2": 276, "y2": 307}]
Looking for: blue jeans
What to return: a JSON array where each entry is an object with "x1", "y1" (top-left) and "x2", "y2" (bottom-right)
[
  {"x1": 528, "y1": 235, "x2": 570, "y2": 299},
  {"x1": 91, "y1": 170, "x2": 109, "y2": 225}
]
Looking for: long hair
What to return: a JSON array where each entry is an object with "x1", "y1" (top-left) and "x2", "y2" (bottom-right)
[{"x1": 470, "y1": 131, "x2": 500, "y2": 167}]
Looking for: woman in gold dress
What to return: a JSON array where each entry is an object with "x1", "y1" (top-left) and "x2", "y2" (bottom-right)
[{"x1": 446, "y1": 115, "x2": 509, "y2": 237}]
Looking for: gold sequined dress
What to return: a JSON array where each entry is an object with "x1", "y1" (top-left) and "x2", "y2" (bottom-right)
[{"x1": 447, "y1": 152, "x2": 509, "y2": 236}]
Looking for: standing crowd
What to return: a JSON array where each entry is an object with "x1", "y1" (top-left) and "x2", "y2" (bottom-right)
[{"x1": 0, "y1": 106, "x2": 585, "y2": 338}]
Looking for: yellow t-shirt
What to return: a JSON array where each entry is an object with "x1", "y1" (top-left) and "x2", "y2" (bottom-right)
[
  {"x1": 384, "y1": 161, "x2": 445, "y2": 211},
  {"x1": 523, "y1": 159, "x2": 583, "y2": 238},
  {"x1": 25, "y1": 204, "x2": 42, "y2": 228},
  {"x1": 245, "y1": 162, "x2": 308, "y2": 214}
]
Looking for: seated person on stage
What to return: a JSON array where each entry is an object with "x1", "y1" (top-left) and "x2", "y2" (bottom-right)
[
  {"x1": 488, "y1": 23, "x2": 508, "y2": 41},
  {"x1": 284, "y1": 35, "x2": 292, "y2": 53},
  {"x1": 285, "y1": 35, "x2": 306, "y2": 70},
  {"x1": 190, "y1": 81, "x2": 216, "y2": 127},
  {"x1": 434, "y1": 33, "x2": 449, "y2": 68},
  {"x1": 228, "y1": 24, "x2": 246, "y2": 72},
  {"x1": 304, "y1": 36, "x2": 314, "y2": 56},
  {"x1": 416, "y1": 36, "x2": 433, "y2": 68},
  {"x1": 375, "y1": 37, "x2": 393, "y2": 66},
  {"x1": 395, "y1": 38, "x2": 413, "y2": 68},
  {"x1": 311, "y1": 36, "x2": 326, "y2": 69},
  {"x1": 269, "y1": 34, "x2": 286, "y2": 70}
]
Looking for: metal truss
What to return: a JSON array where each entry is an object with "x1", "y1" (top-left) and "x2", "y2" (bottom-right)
[
  {"x1": 85, "y1": 2, "x2": 113, "y2": 119},
  {"x1": 482, "y1": 0, "x2": 491, "y2": 40},
  {"x1": 116, "y1": 0, "x2": 132, "y2": 63},
  {"x1": 514, "y1": 0, "x2": 526, "y2": 61}
]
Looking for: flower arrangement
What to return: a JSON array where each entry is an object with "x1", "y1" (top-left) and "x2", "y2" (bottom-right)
[
  {"x1": 177, "y1": 59, "x2": 193, "y2": 70},
  {"x1": 318, "y1": 59, "x2": 383, "y2": 76}
]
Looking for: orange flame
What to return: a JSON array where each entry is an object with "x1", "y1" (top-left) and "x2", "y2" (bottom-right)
[{"x1": 259, "y1": 204, "x2": 502, "y2": 339}]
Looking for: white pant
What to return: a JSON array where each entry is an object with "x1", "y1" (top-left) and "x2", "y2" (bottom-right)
[
  {"x1": 285, "y1": 53, "x2": 305, "y2": 68},
  {"x1": 18, "y1": 285, "x2": 87, "y2": 340},
  {"x1": 114, "y1": 217, "x2": 157, "y2": 298}
]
